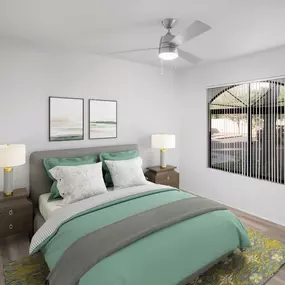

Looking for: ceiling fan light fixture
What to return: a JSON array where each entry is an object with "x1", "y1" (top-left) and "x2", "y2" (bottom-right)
[
  {"x1": 159, "y1": 51, "x2": 178, "y2": 61},
  {"x1": 158, "y1": 46, "x2": 178, "y2": 61},
  {"x1": 108, "y1": 18, "x2": 211, "y2": 65}
]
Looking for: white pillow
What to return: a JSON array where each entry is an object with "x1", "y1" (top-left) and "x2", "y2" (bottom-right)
[
  {"x1": 49, "y1": 162, "x2": 107, "y2": 204},
  {"x1": 105, "y1": 157, "x2": 149, "y2": 189}
]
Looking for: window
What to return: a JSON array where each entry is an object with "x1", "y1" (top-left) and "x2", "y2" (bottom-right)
[{"x1": 208, "y1": 78, "x2": 285, "y2": 184}]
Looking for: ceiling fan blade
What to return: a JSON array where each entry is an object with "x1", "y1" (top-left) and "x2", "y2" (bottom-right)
[
  {"x1": 178, "y1": 49, "x2": 201, "y2": 64},
  {"x1": 171, "y1": 20, "x2": 211, "y2": 46},
  {"x1": 106, "y1": 48, "x2": 158, "y2": 55}
]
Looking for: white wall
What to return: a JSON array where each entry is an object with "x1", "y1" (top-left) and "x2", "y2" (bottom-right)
[
  {"x1": 2, "y1": 39, "x2": 285, "y2": 225},
  {"x1": 0, "y1": 43, "x2": 180, "y2": 191},
  {"x1": 178, "y1": 46, "x2": 285, "y2": 226}
]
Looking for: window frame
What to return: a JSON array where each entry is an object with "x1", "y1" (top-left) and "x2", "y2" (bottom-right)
[{"x1": 208, "y1": 80, "x2": 285, "y2": 184}]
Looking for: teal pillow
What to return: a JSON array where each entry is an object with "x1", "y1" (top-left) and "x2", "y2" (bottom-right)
[
  {"x1": 100, "y1": 150, "x2": 138, "y2": 187},
  {"x1": 43, "y1": 155, "x2": 97, "y2": 201}
]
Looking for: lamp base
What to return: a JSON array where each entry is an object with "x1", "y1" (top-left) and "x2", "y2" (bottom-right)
[
  {"x1": 3, "y1": 167, "x2": 14, "y2": 198},
  {"x1": 160, "y1": 149, "x2": 167, "y2": 168}
]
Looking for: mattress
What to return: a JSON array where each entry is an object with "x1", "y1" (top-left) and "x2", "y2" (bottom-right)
[
  {"x1": 39, "y1": 188, "x2": 115, "y2": 221},
  {"x1": 38, "y1": 193, "x2": 63, "y2": 221}
]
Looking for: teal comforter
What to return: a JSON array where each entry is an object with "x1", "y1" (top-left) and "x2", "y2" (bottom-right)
[{"x1": 42, "y1": 188, "x2": 251, "y2": 285}]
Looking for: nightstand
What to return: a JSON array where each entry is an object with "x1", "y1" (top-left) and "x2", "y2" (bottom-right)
[
  {"x1": 145, "y1": 165, "x2": 179, "y2": 188},
  {"x1": 0, "y1": 188, "x2": 33, "y2": 239}
]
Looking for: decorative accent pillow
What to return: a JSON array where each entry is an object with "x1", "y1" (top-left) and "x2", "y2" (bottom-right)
[
  {"x1": 105, "y1": 157, "x2": 149, "y2": 189},
  {"x1": 49, "y1": 162, "x2": 107, "y2": 204},
  {"x1": 100, "y1": 150, "x2": 138, "y2": 187},
  {"x1": 43, "y1": 155, "x2": 97, "y2": 201}
]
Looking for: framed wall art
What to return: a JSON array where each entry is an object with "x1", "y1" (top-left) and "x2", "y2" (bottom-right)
[
  {"x1": 89, "y1": 99, "x2": 117, "y2": 139},
  {"x1": 49, "y1": 96, "x2": 84, "y2": 141}
]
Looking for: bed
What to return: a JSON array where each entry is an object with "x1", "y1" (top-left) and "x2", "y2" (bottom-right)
[
  {"x1": 30, "y1": 144, "x2": 138, "y2": 231},
  {"x1": 29, "y1": 144, "x2": 251, "y2": 285}
]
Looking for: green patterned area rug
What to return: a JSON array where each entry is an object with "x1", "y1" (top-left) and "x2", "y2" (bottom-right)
[
  {"x1": 4, "y1": 228, "x2": 285, "y2": 285},
  {"x1": 4, "y1": 252, "x2": 48, "y2": 285},
  {"x1": 188, "y1": 228, "x2": 285, "y2": 284}
]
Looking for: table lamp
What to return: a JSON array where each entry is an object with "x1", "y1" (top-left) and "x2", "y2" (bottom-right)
[
  {"x1": 151, "y1": 134, "x2": 175, "y2": 168},
  {"x1": 0, "y1": 144, "x2": 26, "y2": 197}
]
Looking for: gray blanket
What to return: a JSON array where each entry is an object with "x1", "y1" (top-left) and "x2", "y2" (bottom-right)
[{"x1": 46, "y1": 197, "x2": 227, "y2": 285}]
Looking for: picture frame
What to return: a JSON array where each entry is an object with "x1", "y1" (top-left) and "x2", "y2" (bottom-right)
[
  {"x1": 89, "y1": 99, "x2": 117, "y2": 139},
  {"x1": 49, "y1": 96, "x2": 84, "y2": 142}
]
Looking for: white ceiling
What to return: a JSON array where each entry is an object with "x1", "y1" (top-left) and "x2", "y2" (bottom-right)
[{"x1": 1, "y1": 0, "x2": 285, "y2": 68}]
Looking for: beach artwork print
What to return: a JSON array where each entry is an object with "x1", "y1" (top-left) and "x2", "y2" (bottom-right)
[
  {"x1": 89, "y1": 99, "x2": 117, "y2": 139},
  {"x1": 49, "y1": 97, "x2": 84, "y2": 141}
]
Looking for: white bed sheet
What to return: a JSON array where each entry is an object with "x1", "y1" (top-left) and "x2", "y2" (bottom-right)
[
  {"x1": 39, "y1": 188, "x2": 115, "y2": 221},
  {"x1": 39, "y1": 193, "x2": 63, "y2": 221}
]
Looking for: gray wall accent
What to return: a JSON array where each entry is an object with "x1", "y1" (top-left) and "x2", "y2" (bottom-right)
[{"x1": 0, "y1": 46, "x2": 180, "y2": 194}]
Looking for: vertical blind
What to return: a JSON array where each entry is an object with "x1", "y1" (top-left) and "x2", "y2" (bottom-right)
[{"x1": 208, "y1": 78, "x2": 285, "y2": 184}]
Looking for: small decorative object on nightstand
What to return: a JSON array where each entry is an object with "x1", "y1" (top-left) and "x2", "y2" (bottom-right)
[
  {"x1": 145, "y1": 165, "x2": 179, "y2": 188},
  {"x1": 0, "y1": 144, "x2": 26, "y2": 197},
  {"x1": 151, "y1": 134, "x2": 175, "y2": 168},
  {"x1": 0, "y1": 188, "x2": 33, "y2": 239}
]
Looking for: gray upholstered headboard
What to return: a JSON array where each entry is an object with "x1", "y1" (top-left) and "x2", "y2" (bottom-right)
[{"x1": 29, "y1": 144, "x2": 138, "y2": 207}]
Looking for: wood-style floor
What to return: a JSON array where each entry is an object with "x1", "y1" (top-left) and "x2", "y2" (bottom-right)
[
  {"x1": 0, "y1": 233, "x2": 30, "y2": 285},
  {"x1": 0, "y1": 210, "x2": 284, "y2": 285},
  {"x1": 229, "y1": 207, "x2": 285, "y2": 285}
]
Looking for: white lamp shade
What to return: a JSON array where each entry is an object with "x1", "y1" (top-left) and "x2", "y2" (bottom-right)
[
  {"x1": 0, "y1": 144, "x2": 26, "y2": 167},
  {"x1": 151, "y1": 134, "x2": 176, "y2": 149}
]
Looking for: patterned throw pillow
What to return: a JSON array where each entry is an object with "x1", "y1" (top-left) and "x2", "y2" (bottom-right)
[
  {"x1": 49, "y1": 162, "x2": 107, "y2": 204},
  {"x1": 99, "y1": 150, "x2": 138, "y2": 187},
  {"x1": 43, "y1": 155, "x2": 97, "y2": 201},
  {"x1": 105, "y1": 157, "x2": 149, "y2": 189}
]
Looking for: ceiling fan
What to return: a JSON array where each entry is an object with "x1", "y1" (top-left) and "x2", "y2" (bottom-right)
[{"x1": 107, "y1": 18, "x2": 211, "y2": 64}]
